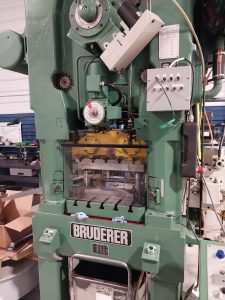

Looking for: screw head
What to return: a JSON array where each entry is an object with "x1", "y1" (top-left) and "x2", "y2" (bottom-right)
[{"x1": 146, "y1": 245, "x2": 156, "y2": 255}]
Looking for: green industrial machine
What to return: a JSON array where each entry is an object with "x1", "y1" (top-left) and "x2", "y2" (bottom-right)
[{"x1": 1, "y1": 0, "x2": 225, "y2": 299}]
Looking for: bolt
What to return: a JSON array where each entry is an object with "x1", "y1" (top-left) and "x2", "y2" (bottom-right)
[
  {"x1": 82, "y1": 5, "x2": 87, "y2": 11},
  {"x1": 55, "y1": 185, "x2": 62, "y2": 193},
  {"x1": 44, "y1": 230, "x2": 52, "y2": 238},
  {"x1": 146, "y1": 245, "x2": 156, "y2": 255}
]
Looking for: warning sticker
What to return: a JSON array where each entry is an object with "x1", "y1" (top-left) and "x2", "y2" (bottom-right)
[{"x1": 159, "y1": 24, "x2": 180, "y2": 60}]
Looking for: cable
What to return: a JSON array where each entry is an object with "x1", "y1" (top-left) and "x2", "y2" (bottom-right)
[
  {"x1": 103, "y1": 82, "x2": 123, "y2": 106},
  {"x1": 201, "y1": 88, "x2": 206, "y2": 167},
  {"x1": 171, "y1": 0, "x2": 205, "y2": 80},
  {"x1": 204, "y1": 110, "x2": 214, "y2": 146},
  {"x1": 196, "y1": 104, "x2": 202, "y2": 161},
  {"x1": 185, "y1": 178, "x2": 200, "y2": 242},
  {"x1": 199, "y1": 86, "x2": 206, "y2": 237},
  {"x1": 182, "y1": 179, "x2": 188, "y2": 215},
  {"x1": 187, "y1": 217, "x2": 200, "y2": 243},
  {"x1": 202, "y1": 176, "x2": 225, "y2": 235},
  {"x1": 205, "y1": 68, "x2": 213, "y2": 83},
  {"x1": 154, "y1": 79, "x2": 177, "y2": 129},
  {"x1": 75, "y1": 56, "x2": 99, "y2": 122},
  {"x1": 84, "y1": 56, "x2": 99, "y2": 81},
  {"x1": 132, "y1": 272, "x2": 145, "y2": 300},
  {"x1": 169, "y1": 57, "x2": 195, "y2": 104},
  {"x1": 199, "y1": 176, "x2": 204, "y2": 237},
  {"x1": 184, "y1": 177, "x2": 200, "y2": 290}
]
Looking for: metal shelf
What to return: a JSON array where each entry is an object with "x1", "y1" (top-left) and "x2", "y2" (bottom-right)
[
  {"x1": 0, "y1": 160, "x2": 40, "y2": 170},
  {"x1": 0, "y1": 145, "x2": 38, "y2": 148},
  {"x1": 0, "y1": 175, "x2": 39, "y2": 184}
]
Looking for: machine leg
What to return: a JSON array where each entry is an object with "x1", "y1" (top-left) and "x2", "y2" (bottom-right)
[
  {"x1": 151, "y1": 278, "x2": 182, "y2": 300},
  {"x1": 38, "y1": 257, "x2": 69, "y2": 300}
]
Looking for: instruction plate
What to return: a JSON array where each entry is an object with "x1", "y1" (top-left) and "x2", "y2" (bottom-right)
[{"x1": 159, "y1": 24, "x2": 180, "y2": 59}]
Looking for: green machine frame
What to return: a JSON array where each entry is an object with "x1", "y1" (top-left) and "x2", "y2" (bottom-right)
[{"x1": 0, "y1": 0, "x2": 225, "y2": 299}]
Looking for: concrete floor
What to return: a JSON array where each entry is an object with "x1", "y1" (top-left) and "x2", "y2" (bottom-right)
[
  {"x1": 19, "y1": 246, "x2": 199, "y2": 300},
  {"x1": 21, "y1": 287, "x2": 40, "y2": 300}
]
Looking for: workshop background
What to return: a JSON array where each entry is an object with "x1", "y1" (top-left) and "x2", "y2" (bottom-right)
[
  {"x1": 0, "y1": 2, "x2": 39, "y2": 299},
  {"x1": 0, "y1": 1, "x2": 35, "y2": 141}
]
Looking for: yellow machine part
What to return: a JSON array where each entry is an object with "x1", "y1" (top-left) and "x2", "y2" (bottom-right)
[{"x1": 72, "y1": 131, "x2": 147, "y2": 162}]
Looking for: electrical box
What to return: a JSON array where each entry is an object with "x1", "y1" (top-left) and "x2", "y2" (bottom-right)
[
  {"x1": 206, "y1": 244, "x2": 225, "y2": 299},
  {"x1": 147, "y1": 66, "x2": 192, "y2": 112}
]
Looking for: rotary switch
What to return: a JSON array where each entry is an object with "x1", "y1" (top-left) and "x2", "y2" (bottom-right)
[{"x1": 83, "y1": 101, "x2": 105, "y2": 125}]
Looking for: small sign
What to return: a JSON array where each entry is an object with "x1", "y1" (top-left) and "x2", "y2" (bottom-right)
[
  {"x1": 71, "y1": 223, "x2": 132, "y2": 246},
  {"x1": 159, "y1": 24, "x2": 180, "y2": 59},
  {"x1": 92, "y1": 243, "x2": 109, "y2": 256}
]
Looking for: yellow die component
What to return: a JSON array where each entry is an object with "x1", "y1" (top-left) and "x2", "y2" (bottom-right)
[{"x1": 72, "y1": 130, "x2": 147, "y2": 163}]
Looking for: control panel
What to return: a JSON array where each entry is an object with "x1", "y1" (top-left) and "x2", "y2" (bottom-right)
[
  {"x1": 207, "y1": 244, "x2": 225, "y2": 299},
  {"x1": 147, "y1": 66, "x2": 192, "y2": 112}
]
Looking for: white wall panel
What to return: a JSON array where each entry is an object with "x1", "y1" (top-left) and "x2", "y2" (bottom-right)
[{"x1": 0, "y1": 0, "x2": 32, "y2": 114}]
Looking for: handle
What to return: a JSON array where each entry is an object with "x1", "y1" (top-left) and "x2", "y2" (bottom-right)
[{"x1": 69, "y1": 253, "x2": 132, "y2": 299}]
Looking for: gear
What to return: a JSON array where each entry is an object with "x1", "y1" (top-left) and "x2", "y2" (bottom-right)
[
  {"x1": 138, "y1": 65, "x2": 154, "y2": 84},
  {"x1": 52, "y1": 72, "x2": 73, "y2": 91},
  {"x1": 59, "y1": 74, "x2": 73, "y2": 91},
  {"x1": 138, "y1": 69, "x2": 148, "y2": 84},
  {"x1": 138, "y1": 67, "x2": 151, "y2": 84}
]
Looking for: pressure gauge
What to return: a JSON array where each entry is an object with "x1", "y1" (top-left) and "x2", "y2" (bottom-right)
[{"x1": 83, "y1": 101, "x2": 105, "y2": 125}]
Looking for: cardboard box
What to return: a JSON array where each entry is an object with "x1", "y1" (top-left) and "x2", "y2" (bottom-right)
[
  {"x1": 0, "y1": 192, "x2": 36, "y2": 249},
  {"x1": 0, "y1": 242, "x2": 33, "y2": 264}
]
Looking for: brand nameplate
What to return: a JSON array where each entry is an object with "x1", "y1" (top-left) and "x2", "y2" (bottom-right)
[{"x1": 71, "y1": 223, "x2": 132, "y2": 246}]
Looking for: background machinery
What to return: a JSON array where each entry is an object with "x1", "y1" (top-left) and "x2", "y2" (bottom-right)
[{"x1": 1, "y1": 0, "x2": 225, "y2": 299}]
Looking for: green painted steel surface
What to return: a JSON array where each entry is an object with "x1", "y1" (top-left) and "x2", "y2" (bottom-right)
[
  {"x1": 0, "y1": 0, "x2": 216, "y2": 299},
  {"x1": 0, "y1": 31, "x2": 27, "y2": 74}
]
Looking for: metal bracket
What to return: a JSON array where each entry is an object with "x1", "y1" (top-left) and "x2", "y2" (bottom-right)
[
  {"x1": 38, "y1": 228, "x2": 61, "y2": 259},
  {"x1": 142, "y1": 242, "x2": 160, "y2": 274}
]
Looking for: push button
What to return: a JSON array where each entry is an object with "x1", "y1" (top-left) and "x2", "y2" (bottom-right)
[{"x1": 216, "y1": 250, "x2": 225, "y2": 259}]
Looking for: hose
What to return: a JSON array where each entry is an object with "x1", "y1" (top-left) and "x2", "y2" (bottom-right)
[
  {"x1": 171, "y1": 0, "x2": 206, "y2": 80},
  {"x1": 8, "y1": 233, "x2": 33, "y2": 251},
  {"x1": 104, "y1": 82, "x2": 123, "y2": 106}
]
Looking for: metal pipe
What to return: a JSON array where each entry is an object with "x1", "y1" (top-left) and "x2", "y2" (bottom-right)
[{"x1": 205, "y1": 79, "x2": 223, "y2": 101}]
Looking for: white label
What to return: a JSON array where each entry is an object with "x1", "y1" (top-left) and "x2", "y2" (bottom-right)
[
  {"x1": 96, "y1": 293, "x2": 112, "y2": 300},
  {"x1": 159, "y1": 24, "x2": 180, "y2": 59}
]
